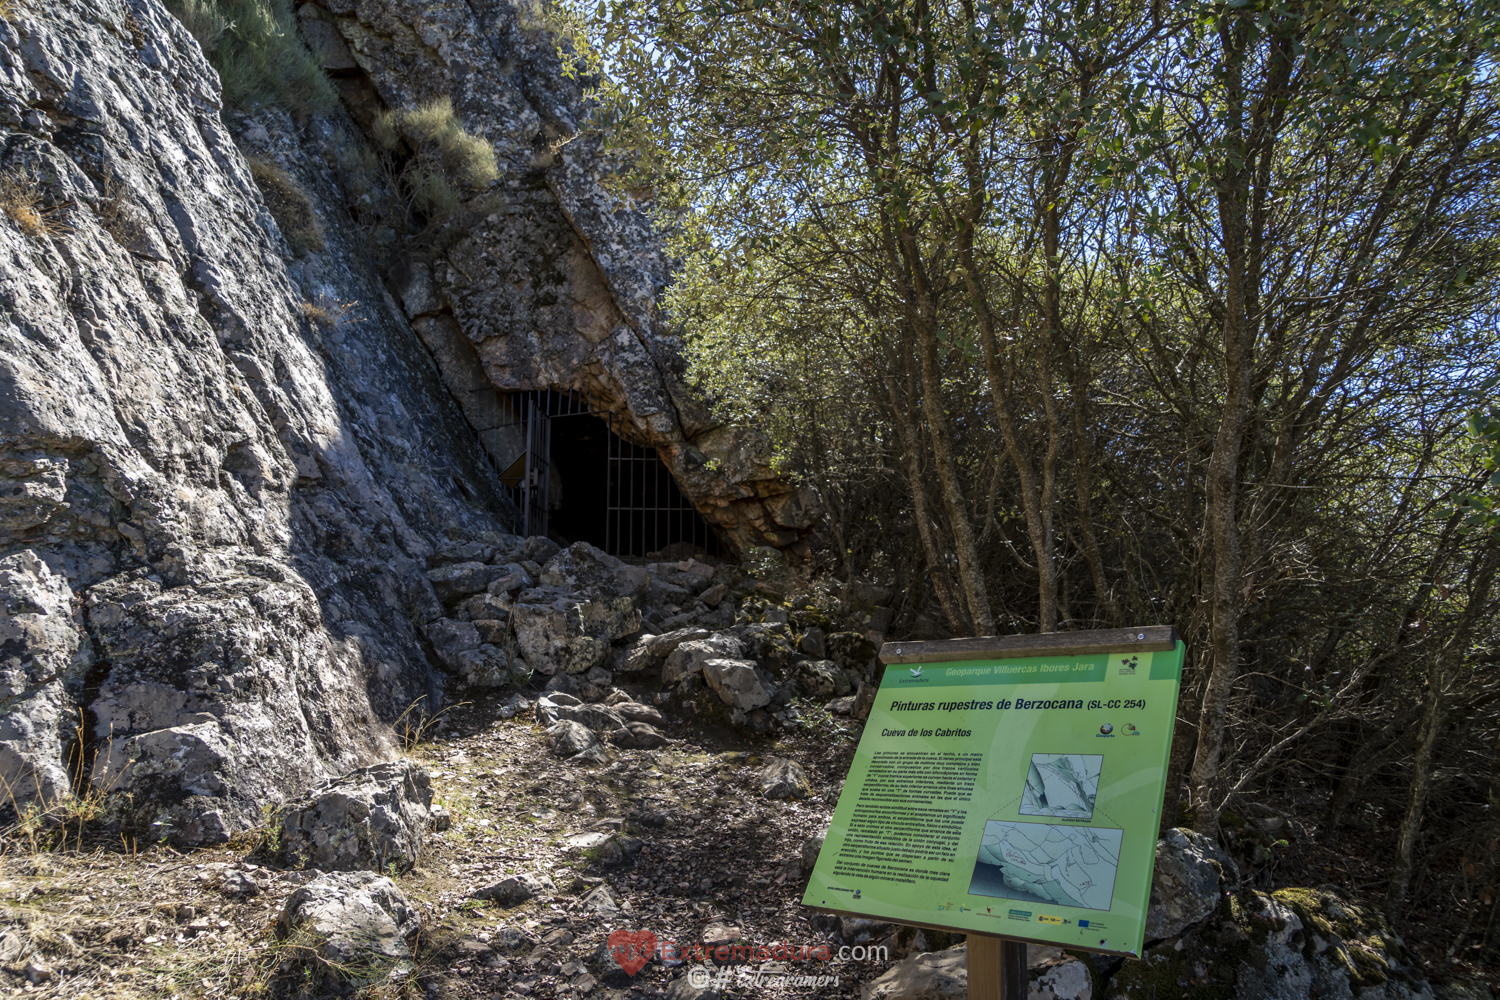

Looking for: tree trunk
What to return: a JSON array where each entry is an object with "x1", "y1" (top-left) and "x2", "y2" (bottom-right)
[
  {"x1": 1386, "y1": 662, "x2": 1446, "y2": 922},
  {"x1": 1188, "y1": 23, "x2": 1253, "y2": 838},
  {"x1": 896, "y1": 228, "x2": 994, "y2": 635},
  {"x1": 885, "y1": 376, "x2": 967, "y2": 635}
]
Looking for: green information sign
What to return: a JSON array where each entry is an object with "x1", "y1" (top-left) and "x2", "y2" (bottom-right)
[{"x1": 803, "y1": 629, "x2": 1184, "y2": 957}]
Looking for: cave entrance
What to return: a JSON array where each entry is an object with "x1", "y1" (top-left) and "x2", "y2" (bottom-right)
[{"x1": 489, "y1": 390, "x2": 722, "y2": 557}]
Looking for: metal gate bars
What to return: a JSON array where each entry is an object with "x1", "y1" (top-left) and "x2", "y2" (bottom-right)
[
  {"x1": 489, "y1": 388, "x2": 720, "y2": 556},
  {"x1": 603, "y1": 412, "x2": 719, "y2": 557}
]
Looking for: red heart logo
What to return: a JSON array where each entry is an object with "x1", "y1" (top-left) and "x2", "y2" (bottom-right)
[{"x1": 607, "y1": 928, "x2": 657, "y2": 976}]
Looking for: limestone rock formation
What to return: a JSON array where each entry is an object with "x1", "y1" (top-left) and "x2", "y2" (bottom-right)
[
  {"x1": 0, "y1": 0, "x2": 818, "y2": 840},
  {"x1": 305, "y1": 0, "x2": 820, "y2": 557},
  {"x1": 0, "y1": 550, "x2": 90, "y2": 806},
  {"x1": 1144, "y1": 827, "x2": 1239, "y2": 940},
  {"x1": 0, "y1": 0, "x2": 516, "y2": 839}
]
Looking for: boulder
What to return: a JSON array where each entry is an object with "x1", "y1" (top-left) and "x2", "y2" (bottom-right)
[
  {"x1": 608, "y1": 722, "x2": 668, "y2": 748},
  {"x1": 759, "y1": 758, "x2": 811, "y2": 799},
  {"x1": 1110, "y1": 887, "x2": 1433, "y2": 1000},
  {"x1": 862, "y1": 943, "x2": 1093, "y2": 1000},
  {"x1": 280, "y1": 760, "x2": 433, "y2": 873},
  {"x1": 827, "y1": 631, "x2": 879, "y2": 676},
  {"x1": 799, "y1": 627, "x2": 827, "y2": 658},
  {"x1": 614, "y1": 634, "x2": 659, "y2": 674},
  {"x1": 698, "y1": 582, "x2": 729, "y2": 607},
  {"x1": 648, "y1": 627, "x2": 713, "y2": 659},
  {"x1": 424, "y1": 617, "x2": 480, "y2": 665},
  {"x1": 539, "y1": 542, "x2": 648, "y2": 602},
  {"x1": 426, "y1": 541, "x2": 496, "y2": 568},
  {"x1": 861, "y1": 943, "x2": 968, "y2": 1000},
  {"x1": 423, "y1": 618, "x2": 516, "y2": 687},
  {"x1": 486, "y1": 563, "x2": 534, "y2": 597},
  {"x1": 535, "y1": 695, "x2": 627, "y2": 733},
  {"x1": 704, "y1": 658, "x2": 773, "y2": 710},
  {"x1": 548, "y1": 719, "x2": 602, "y2": 758},
  {"x1": 796, "y1": 659, "x2": 851, "y2": 699},
  {"x1": 613, "y1": 701, "x2": 666, "y2": 726},
  {"x1": 90, "y1": 722, "x2": 239, "y2": 846},
  {"x1": 668, "y1": 970, "x2": 722, "y2": 1000},
  {"x1": 1145, "y1": 827, "x2": 1238, "y2": 940},
  {"x1": 472, "y1": 873, "x2": 554, "y2": 906},
  {"x1": 1032, "y1": 953, "x2": 1094, "y2": 1000},
  {"x1": 662, "y1": 633, "x2": 745, "y2": 686},
  {"x1": 277, "y1": 872, "x2": 418, "y2": 991},
  {"x1": 800, "y1": 832, "x2": 824, "y2": 871},
  {"x1": 731, "y1": 622, "x2": 797, "y2": 672},
  {"x1": 521, "y1": 536, "x2": 562, "y2": 565},
  {"x1": 512, "y1": 589, "x2": 640, "y2": 675},
  {"x1": 463, "y1": 593, "x2": 511, "y2": 624},
  {"x1": 426, "y1": 561, "x2": 502, "y2": 603}
]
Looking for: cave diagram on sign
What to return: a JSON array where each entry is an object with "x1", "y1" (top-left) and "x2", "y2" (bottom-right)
[{"x1": 969, "y1": 822, "x2": 1122, "y2": 910}]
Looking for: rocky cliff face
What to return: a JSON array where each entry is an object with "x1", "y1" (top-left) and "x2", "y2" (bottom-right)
[
  {"x1": 0, "y1": 0, "x2": 814, "y2": 845},
  {"x1": 300, "y1": 0, "x2": 821, "y2": 555},
  {"x1": 0, "y1": 0, "x2": 531, "y2": 842}
]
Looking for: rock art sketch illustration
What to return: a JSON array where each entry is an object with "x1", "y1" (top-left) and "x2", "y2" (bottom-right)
[{"x1": 1019, "y1": 753, "x2": 1103, "y2": 820}]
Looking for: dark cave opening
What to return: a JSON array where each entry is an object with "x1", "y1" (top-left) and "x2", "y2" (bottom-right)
[{"x1": 543, "y1": 410, "x2": 723, "y2": 558}]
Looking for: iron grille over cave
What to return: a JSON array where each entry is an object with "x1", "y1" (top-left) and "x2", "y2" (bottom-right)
[{"x1": 477, "y1": 389, "x2": 722, "y2": 557}]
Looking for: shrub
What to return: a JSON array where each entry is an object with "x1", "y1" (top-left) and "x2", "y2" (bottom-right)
[
  {"x1": 248, "y1": 158, "x2": 324, "y2": 254},
  {"x1": 96, "y1": 177, "x2": 148, "y2": 249},
  {"x1": 373, "y1": 97, "x2": 500, "y2": 220},
  {"x1": 165, "y1": 0, "x2": 337, "y2": 118}
]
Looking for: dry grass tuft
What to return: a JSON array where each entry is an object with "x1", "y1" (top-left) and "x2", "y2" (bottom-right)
[
  {"x1": 95, "y1": 177, "x2": 149, "y2": 250},
  {"x1": 0, "y1": 176, "x2": 67, "y2": 239},
  {"x1": 301, "y1": 291, "x2": 358, "y2": 332},
  {"x1": 248, "y1": 158, "x2": 324, "y2": 255},
  {"x1": 373, "y1": 98, "x2": 499, "y2": 222},
  {"x1": 165, "y1": 0, "x2": 336, "y2": 118}
]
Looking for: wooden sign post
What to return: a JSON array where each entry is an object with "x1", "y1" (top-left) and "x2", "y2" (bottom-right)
[
  {"x1": 967, "y1": 935, "x2": 1027, "y2": 999},
  {"x1": 802, "y1": 627, "x2": 1184, "y2": 995}
]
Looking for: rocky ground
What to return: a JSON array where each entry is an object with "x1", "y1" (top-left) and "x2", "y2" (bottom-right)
[
  {"x1": 0, "y1": 539, "x2": 1468, "y2": 1000},
  {"x1": 0, "y1": 683, "x2": 877, "y2": 1000}
]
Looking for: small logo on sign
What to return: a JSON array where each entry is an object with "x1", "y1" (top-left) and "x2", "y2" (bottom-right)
[
  {"x1": 909, "y1": 666, "x2": 924, "y2": 678},
  {"x1": 1118, "y1": 655, "x2": 1139, "y2": 675}
]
